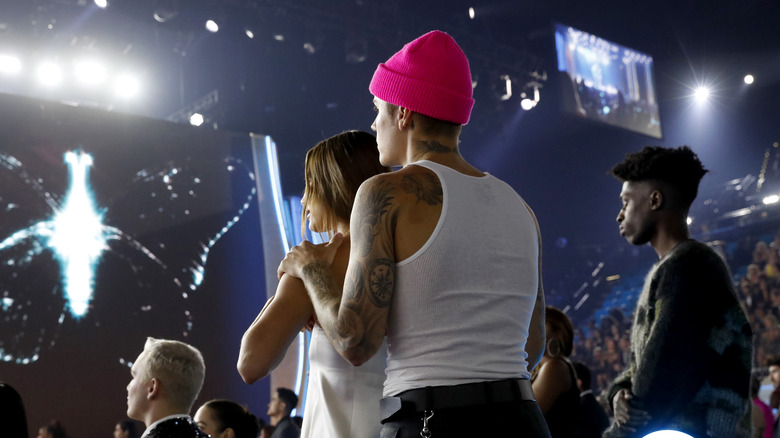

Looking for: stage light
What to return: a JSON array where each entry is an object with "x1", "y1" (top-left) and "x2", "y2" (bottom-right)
[
  {"x1": 744, "y1": 74, "x2": 754, "y2": 85},
  {"x1": 642, "y1": 431, "x2": 693, "y2": 438},
  {"x1": 469, "y1": 7, "x2": 476, "y2": 19},
  {"x1": 94, "y1": 0, "x2": 107, "y2": 8},
  {"x1": 153, "y1": 0, "x2": 178, "y2": 23},
  {"x1": 520, "y1": 82, "x2": 541, "y2": 110},
  {"x1": 74, "y1": 60, "x2": 107, "y2": 87},
  {"x1": 189, "y1": 113, "x2": 204, "y2": 126},
  {"x1": 686, "y1": 217, "x2": 693, "y2": 225},
  {"x1": 0, "y1": 55, "x2": 22, "y2": 74},
  {"x1": 245, "y1": 28, "x2": 254, "y2": 39},
  {"x1": 205, "y1": 20, "x2": 219, "y2": 33},
  {"x1": 114, "y1": 74, "x2": 140, "y2": 98},
  {"x1": 763, "y1": 195, "x2": 779, "y2": 205},
  {"x1": 37, "y1": 62, "x2": 63, "y2": 87},
  {"x1": 499, "y1": 75, "x2": 512, "y2": 101},
  {"x1": 694, "y1": 86, "x2": 709, "y2": 103}
]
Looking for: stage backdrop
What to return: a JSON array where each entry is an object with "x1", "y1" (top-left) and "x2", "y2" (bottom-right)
[{"x1": 0, "y1": 93, "x2": 292, "y2": 436}]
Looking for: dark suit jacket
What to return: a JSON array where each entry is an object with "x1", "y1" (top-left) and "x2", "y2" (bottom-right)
[
  {"x1": 271, "y1": 416, "x2": 301, "y2": 438},
  {"x1": 145, "y1": 417, "x2": 209, "y2": 438},
  {"x1": 575, "y1": 391, "x2": 610, "y2": 438}
]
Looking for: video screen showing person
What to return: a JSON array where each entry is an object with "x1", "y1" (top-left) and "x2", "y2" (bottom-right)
[{"x1": 554, "y1": 23, "x2": 662, "y2": 139}]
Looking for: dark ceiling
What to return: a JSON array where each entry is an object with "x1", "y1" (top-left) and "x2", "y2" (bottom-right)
[{"x1": 3, "y1": 0, "x2": 780, "y2": 302}]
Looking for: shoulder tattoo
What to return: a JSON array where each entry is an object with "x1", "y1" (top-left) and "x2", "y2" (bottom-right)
[{"x1": 401, "y1": 173, "x2": 442, "y2": 206}]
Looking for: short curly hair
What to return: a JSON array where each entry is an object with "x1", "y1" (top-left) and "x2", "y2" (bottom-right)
[{"x1": 610, "y1": 146, "x2": 708, "y2": 207}]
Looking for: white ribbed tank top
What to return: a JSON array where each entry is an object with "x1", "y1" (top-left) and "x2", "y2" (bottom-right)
[{"x1": 383, "y1": 160, "x2": 539, "y2": 396}]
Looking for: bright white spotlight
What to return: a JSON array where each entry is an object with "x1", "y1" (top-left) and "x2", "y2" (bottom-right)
[
  {"x1": 205, "y1": 20, "x2": 219, "y2": 33},
  {"x1": 642, "y1": 431, "x2": 694, "y2": 438},
  {"x1": 686, "y1": 216, "x2": 693, "y2": 225},
  {"x1": 763, "y1": 195, "x2": 779, "y2": 205},
  {"x1": 189, "y1": 113, "x2": 204, "y2": 126},
  {"x1": 0, "y1": 55, "x2": 22, "y2": 74},
  {"x1": 94, "y1": 0, "x2": 107, "y2": 8},
  {"x1": 468, "y1": 7, "x2": 476, "y2": 19},
  {"x1": 520, "y1": 84, "x2": 540, "y2": 110},
  {"x1": 114, "y1": 74, "x2": 140, "y2": 98},
  {"x1": 37, "y1": 62, "x2": 63, "y2": 87},
  {"x1": 74, "y1": 60, "x2": 107, "y2": 87},
  {"x1": 245, "y1": 28, "x2": 254, "y2": 39},
  {"x1": 744, "y1": 74, "x2": 754, "y2": 85},
  {"x1": 694, "y1": 86, "x2": 709, "y2": 103}
]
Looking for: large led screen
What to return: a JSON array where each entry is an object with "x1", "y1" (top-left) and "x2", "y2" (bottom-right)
[
  {"x1": 0, "y1": 93, "x2": 268, "y2": 436},
  {"x1": 555, "y1": 23, "x2": 662, "y2": 139}
]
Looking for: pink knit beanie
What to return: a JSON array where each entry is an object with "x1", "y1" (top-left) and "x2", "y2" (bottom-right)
[{"x1": 369, "y1": 30, "x2": 474, "y2": 125}]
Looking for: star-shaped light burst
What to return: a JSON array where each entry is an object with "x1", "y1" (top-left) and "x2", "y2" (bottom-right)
[{"x1": 47, "y1": 151, "x2": 107, "y2": 317}]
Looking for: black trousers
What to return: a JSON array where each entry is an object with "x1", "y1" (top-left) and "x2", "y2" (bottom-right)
[{"x1": 379, "y1": 400, "x2": 551, "y2": 437}]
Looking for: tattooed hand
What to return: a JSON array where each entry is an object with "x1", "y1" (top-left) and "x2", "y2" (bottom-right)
[{"x1": 277, "y1": 233, "x2": 346, "y2": 280}]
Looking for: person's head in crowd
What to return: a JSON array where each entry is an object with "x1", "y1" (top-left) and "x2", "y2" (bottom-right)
[
  {"x1": 572, "y1": 361, "x2": 593, "y2": 393},
  {"x1": 36, "y1": 420, "x2": 69, "y2": 438},
  {"x1": 126, "y1": 337, "x2": 206, "y2": 427},
  {"x1": 266, "y1": 387, "x2": 298, "y2": 423},
  {"x1": 747, "y1": 263, "x2": 763, "y2": 283},
  {"x1": 0, "y1": 381, "x2": 28, "y2": 438},
  {"x1": 754, "y1": 241, "x2": 771, "y2": 264},
  {"x1": 194, "y1": 399, "x2": 261, "y2": 438},
  {"x1": 544, "y1": 306, "x2": 574, "y2": 359},
  {"x1": 611, "y1": 145, "x2": 707, "y2": 247},
  {"x1": 300, "y1": 130, "x2": 390, "y2": 239},
  {"x1": 768, "y1": 355, "x2": 780, "y2": 387},
  {"x1": 113, "y1": 419, "x2": 140, "y2": 438}
]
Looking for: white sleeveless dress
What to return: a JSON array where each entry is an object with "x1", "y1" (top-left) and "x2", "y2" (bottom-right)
[{"x1": 300, "y1": 325, "x2": 387, "y2": 438}]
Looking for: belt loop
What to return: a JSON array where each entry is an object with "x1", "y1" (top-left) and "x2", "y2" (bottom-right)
[
  {"x1": 425, "y1": 386, "x2": 433, "y2": 412},
  {"x1": 484, "y1": 380, "x2": 493, "y2": 404},
  {"x1": 510, "y1": 379, "x2": 520, "y2": 401}
]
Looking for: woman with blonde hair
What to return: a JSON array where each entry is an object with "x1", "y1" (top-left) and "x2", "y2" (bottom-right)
[{"x1": 237, "y1": 130, "x2": 390, "y2": 438}]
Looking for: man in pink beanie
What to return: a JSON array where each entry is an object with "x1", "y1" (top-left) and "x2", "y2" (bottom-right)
[{"x1": 279, "y1": 30, "x2": 550, "y2": 437}]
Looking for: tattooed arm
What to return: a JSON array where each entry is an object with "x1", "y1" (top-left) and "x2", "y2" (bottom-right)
[{"x1": 278, "y1": 174, "x2": 398, "y2": 366}]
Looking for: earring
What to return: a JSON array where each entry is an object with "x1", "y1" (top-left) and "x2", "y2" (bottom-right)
[{"x1": 547, "y1": 339, "x2": 563, "y2": 358}]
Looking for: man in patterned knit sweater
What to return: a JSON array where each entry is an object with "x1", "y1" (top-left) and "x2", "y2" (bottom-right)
[{"x1": 605, "y1": 146, "x2": 753, "y2": 437}]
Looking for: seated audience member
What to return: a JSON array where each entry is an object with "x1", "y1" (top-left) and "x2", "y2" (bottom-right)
[
  {"x1": 572, "y1": 362, "x2": 610, "y2": 438},
  {"x1": 126, "y1": 337, "x2": 208, "y2": 438},
  {"x1": 114, "y1": 419, "x2": 141, "y2": 438},
  {"x1": 0, "y1": 381, "x2": 28, "y2": 438},
  {"x1": 532, "y1": 306, "x2": 580, "y2": 437},
  {"x1": 37, "y1": 421, "x2": 70, "y2": 438},
  {"x1": 769, "y1": 355, "x2": 780, "y2": 410},
  {"x1": 194, "y1": 399, "x2": 261, "y2": 438},
  {"x1": 267, "y1": 388, "x2": 300, "y2": 438}
]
